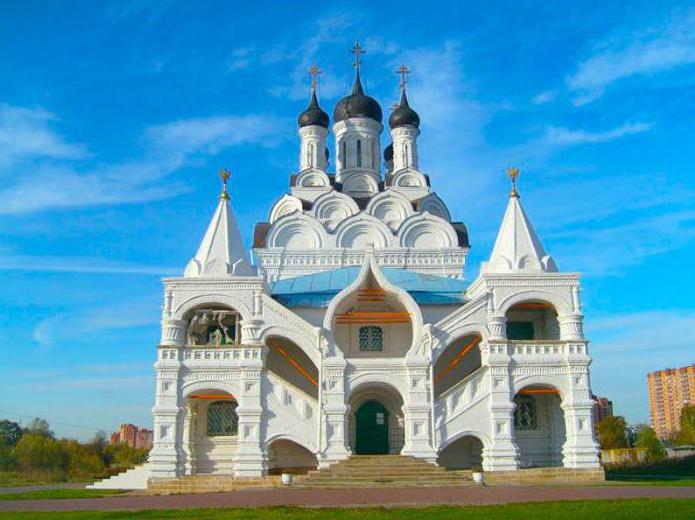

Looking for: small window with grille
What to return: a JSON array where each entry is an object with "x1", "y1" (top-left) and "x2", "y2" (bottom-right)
[
  {"x1": 207, "y1": 400, "x2": 239, "y2": 436},
  {"x1": 359, "y1": 326, "x2": 383, "y2": 351},
  {"x1": 513, "y1": 395, "x2": 537, "y2": 430}
]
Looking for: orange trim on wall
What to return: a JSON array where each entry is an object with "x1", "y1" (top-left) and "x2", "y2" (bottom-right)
[
  {"x1": 433, "y1": 335, "x2": 482, "y2": 385},
  {"x1": 336, "y1": 311, "x2": 411, "y2": 324},
  {"x1": 275, "y1": 346, "x2": 319, "y2": 387},
  {"x1": 189, "y1": 394, "x2": 236, "y2": 400},
  {"x1": 518, "y1": 388, "x2": 560, "y2": 395}
]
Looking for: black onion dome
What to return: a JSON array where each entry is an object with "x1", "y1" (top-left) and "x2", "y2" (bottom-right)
[
  {"x1": 333, "y1": 70, "x2": 383, "y2": 123},
  {"x1": 384, "y1": 143, "x2": 393, "y2": 161},
  {"x1": 298, "y1": 90, "x2": 329, "y2": 128},
  {"x1": 389, "y1": 90, "x2": 420, "y2": 129}
]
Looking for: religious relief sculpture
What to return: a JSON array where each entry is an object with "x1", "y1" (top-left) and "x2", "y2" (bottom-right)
[{"x1": 186, "y1": 309, "x2": 239, "y2": 346}]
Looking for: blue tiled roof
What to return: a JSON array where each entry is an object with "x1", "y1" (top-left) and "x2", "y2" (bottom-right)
[{"x1": 269, "y1": 267, "x2": 467, "y2": 308}]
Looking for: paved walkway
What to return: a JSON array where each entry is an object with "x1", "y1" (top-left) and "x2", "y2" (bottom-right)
[
  {"x1": 0, "y1": 485, "x2": 694, "y2": 512},
  {"x1": 0, "y1": 483, "x2": 87, "y2": 495}
]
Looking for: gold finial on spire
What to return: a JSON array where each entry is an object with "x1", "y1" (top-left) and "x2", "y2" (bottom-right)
[
  {"x1": 396, "y1": 64, "x2": 410, "y2": 92},
  {"x1": 219, "y1": 168, "x2": 231, "y2": 200},
  {"x1": 351, "y1": 40, "x2": 365, "y2": 70},
  {"x1": 308, "y1": 64, "x2": 321, "y2": 91},
  {"x1": 507, "y1": 167, "x2": 520, "y2": 198}
]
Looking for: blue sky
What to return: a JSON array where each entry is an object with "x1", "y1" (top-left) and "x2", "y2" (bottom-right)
[{"x1": 0, "y1": 1, "x2": 693, "y2": 440}]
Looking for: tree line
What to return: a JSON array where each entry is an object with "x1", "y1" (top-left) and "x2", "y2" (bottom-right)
[
  {"x1": 0, "y1": 417, "x2": 148, "y2": 482},
  {"x1": 596, "y1": 404, "x2": 695, "y2": 462}
]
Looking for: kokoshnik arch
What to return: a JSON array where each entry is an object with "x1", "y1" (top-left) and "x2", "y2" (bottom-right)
[{"x1": 149, "y1": 42, "x2": 600, "y2": 481}]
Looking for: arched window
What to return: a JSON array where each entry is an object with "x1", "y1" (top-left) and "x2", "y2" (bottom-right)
[
  {"x1": 340, "y1": 140, "x2": 346, "y2": 169},
  {"x1": 356, "y1": 139, "x2": 362, "y2": 168},
  {"x1": 514, "y1": 395, "x2": 537, "y2": 430},
  {"x1": 359, "y1": 326, "x2": 383, "y2": 351},
  {"x1": 207, "y1": 400, "x2": 239, "y2": 436}
]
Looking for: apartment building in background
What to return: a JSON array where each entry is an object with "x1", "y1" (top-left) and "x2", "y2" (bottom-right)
[
  {"x1": 647, "y1": 364, "x2": 695, "y2": 439},
  {"x1": 591, "y1": 394, "x2": 614, "y2": 430},
  {"x1": 110, "y1": 423, "x2": 153, "y2": 449}
]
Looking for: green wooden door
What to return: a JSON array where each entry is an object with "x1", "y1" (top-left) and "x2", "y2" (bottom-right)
[{"x1": 355, "y1": 401, "x2": 389, "y2": 455}]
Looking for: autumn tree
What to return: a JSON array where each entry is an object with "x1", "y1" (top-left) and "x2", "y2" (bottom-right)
[
  {"x1": 635, "y1": 426, "x2": 666, "y2": 462},
  {"x1": 596, "y1": 416, "x2": 628, "y2": 449}
]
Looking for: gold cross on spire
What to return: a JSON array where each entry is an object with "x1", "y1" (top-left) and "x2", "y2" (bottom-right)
[
  {"x1": 308, "y1": 64, "x2": 321, "y2": 91},
  {"x1": 396, "y1": 64, "x2": 410, "y2": 91},
  {"x1": 219, "y1": 168, "x2": 231, "y2": 200},
  {"x1": 507, "y1": 167, "x2": 520, "y2": 198},
  {"x1": 351, "y1": 40, "x2": 365, "y2": 69}
]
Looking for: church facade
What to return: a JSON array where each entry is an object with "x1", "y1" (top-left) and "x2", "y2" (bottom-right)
[{"x1": 149, "y1": 50, "x2": 600, "y2": 480}]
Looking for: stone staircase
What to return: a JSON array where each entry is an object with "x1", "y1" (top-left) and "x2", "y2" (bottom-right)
[{"x1": 294, "y1": 455, "x2": 473, "y2": 489}]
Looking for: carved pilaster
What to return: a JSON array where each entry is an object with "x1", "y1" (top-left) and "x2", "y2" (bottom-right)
[{"x1": 559, "y1": 313, "x2": 584, "y2": 341}]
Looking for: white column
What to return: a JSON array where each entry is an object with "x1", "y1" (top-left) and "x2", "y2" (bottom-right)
[
  {"x1": 299, "y1": 126, "x2": 328, "y2": 171},
  {"x1": 149, "y1": 347, "x2": 184, "y2": 479},
  {"x1": 318, "y1": 359, "x2": 350, "y2": 467},
  {"x1": 481, "y1": 341, "x2": 519, "y2": 471},
  {"x1": 562, "y1": 362, "x2": 600, "y2": 468},
  {"x1": 391, "y1": 126, "x2": 419, "y2": 171},
  {"x1": 401, "y1": 362, "x2": 437, "y2": 462},
  {"x1": 559, "y1": 313, "x2": 585, "y2": 341},
  {"x1": 232, "y1": 347, "x2": 267, "y2": 478}
]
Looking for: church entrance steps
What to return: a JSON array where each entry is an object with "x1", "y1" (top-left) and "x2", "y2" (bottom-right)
[
  {"x1": 293, "y1": 455, "x2": 474, "y2": 489},
  {"x1": 147, "y1": 475, "x2": 281, "y2": 494}
]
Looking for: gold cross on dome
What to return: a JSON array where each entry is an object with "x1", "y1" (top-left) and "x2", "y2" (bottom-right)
[
  {"x1": 308, "y1": 64, "x2": 321, "y2": 91},
  {"x1": 219, "y1": 168, "x2": 231, "y2": 200},
  {"x1": 507, "y1": 167, "x2": 520, "y2": 197},
  {"x1": 396, "y1": 64, "x2": 410, "y2": 91},
  {"x1": 351, "y1": 40, "x2": 365, "y2": 69}
]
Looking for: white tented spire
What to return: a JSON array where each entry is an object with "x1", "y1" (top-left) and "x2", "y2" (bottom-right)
[
  {"x1": 481, "y1": 169, "x2": 557, "y2": 274},
  {"x1": 184, "y1": 170, "x2": 254, "y2": 278}
]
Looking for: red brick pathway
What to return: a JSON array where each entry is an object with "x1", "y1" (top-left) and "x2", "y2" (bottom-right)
[{"x1": 1, "y1": 485, "x2": 693, "y2": 512}]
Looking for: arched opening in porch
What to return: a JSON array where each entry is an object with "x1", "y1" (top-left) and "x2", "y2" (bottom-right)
[
  {"x1": 433, "y1": 334, "x2": 483, "y2": 398},
  {"x1": 265, "y1": 336, "x2": 319, "y2": 400},
  {"x1": 348, "y1": 383, "x2": 404, "y2": 455},
  {"x1": 184, "y1": 390, "x2": 238, "y2": 475},
  {"x1": 513, "y1": 385, "x2": 566, "y2": 468},
  {"x1": 184, "y1": 304, "x2": 241, "y2": 346},
  {"x1": 437, "y1": 435, "x2": 484, "y2": 470},
  {"x1": 267, "y1": 439, "x2": 318, "y2": 475},
  {"x1": 505, "y1": 301, "x2": 559, "y2": 341}
]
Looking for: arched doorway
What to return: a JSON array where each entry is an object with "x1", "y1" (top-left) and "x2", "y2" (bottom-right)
[
  {"x1": 348, "y1": 383, "x2": 404, "y2": 455},
  {"x1": 513, "y1": 385, "x2": 566, "y2": 467},
  {"x1": 355, "y1": 401, "x2": 389, "y2": 455},
  {"x1": 267, "y1": 439, "x2": 318, "y2": 475}
]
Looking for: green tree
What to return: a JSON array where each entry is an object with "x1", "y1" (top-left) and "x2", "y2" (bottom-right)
[
  {"x1": 13, "y1": 433, "x2": 67, "y2": 478},
  {"x1": 596, "y1": 416, "x2": 628, "y2": 449},
  {"x1": 59, "y1": 439, "x2": 106, "y2": 479},
  {"x1": 0, "y1": 420, "x2": 23, "y2": 446},
  {"x1": 635, "y1": 426, "x2": 667, "y2": 462},
  {"x1": 25, "y1": 418, "x2": 54, "y2": 438},
  {"x1": 0, "y1": 443, "x2": 17, "y2": 471},
  {"x1": 675, "y1": 404, "x2": 695, "y2": 445}
]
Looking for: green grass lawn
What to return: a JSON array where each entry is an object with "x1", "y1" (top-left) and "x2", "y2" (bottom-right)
[
  {"x1": 0, "y1": 489, "x2": 126, "y2": 501},
  {"x1": 0, "y1": 500, "x2": 693, "y2": 519}
]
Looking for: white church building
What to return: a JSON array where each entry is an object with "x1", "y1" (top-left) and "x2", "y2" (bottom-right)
[{"x1": 148, "y1": 47, "x2": 601, "y2": 483}]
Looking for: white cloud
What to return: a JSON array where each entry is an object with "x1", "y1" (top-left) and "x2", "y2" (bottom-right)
[
  {"x1": 567, "y1": 9, "x2": 695, "y2": 104},
  {"x1": 0, "y1": 104, "x2": 88, "y2": 167},
  {"x1": 0, "y1": 254, "x2": 178, "y2": 275},
  {"x1": 227, "y1": 47, "x2": 253, "y2": 71},
  {"x1": 145, "y1": 114, "x2": 286, "y2": 155},
  {"x1": 531, "y1": 90, "x2": 556, "y2": 105},
  {"x1": 542, "y1": 122, "x2": 653, "y2": 145},
  {"x1": 33, "y1": 296, "x2": 161, "y2": 348},
  {"x1": 0, "y1": 111, "x2": 283, "y2": 215},
  {"x1": 550, "y1": 209, "x2": 695, "y2": 276}
]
